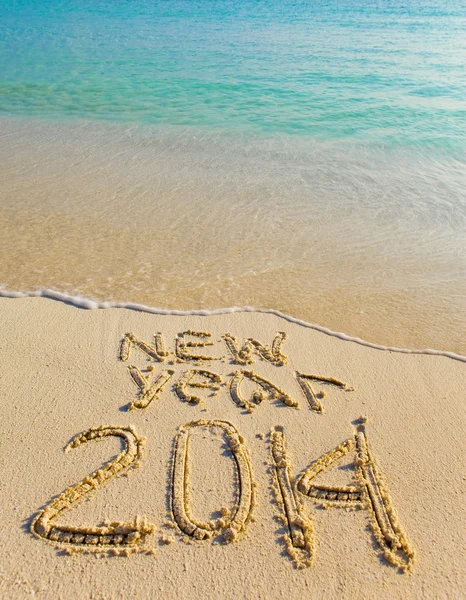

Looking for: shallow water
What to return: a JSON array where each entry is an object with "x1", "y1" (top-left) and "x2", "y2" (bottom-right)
[
  {"x1": 1, "y1": 118, "x2": 465, "y2": 353},
  {"x1": 0, "y1": 0, "x2": 465, "y2": 352}
]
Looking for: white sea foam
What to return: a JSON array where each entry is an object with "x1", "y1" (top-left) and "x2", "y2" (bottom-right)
[
  {"x1": 1, "y1": 287, "x2": 464, "y2": 363},
  {"x1": 2, "y1": 117, "x2": 465, "y2": 355}
]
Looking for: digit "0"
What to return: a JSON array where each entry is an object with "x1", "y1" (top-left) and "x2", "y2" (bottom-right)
[{"x1": 171, "y1": 420, "x2": 254, "y2": 542}]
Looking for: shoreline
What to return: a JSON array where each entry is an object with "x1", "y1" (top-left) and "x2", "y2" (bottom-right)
[
  {"x1": 1, "y1": 288, "x2": 465, "y2": 362},
  {"x1": 2, "y1": 1, "x2": 465, "y2": 594},
  {"x1": 2, "y1": 116, "x2": 465, "y2": 356},
  {"x1": 0, "y1": 294, "x2": 464, "y2": 598}
]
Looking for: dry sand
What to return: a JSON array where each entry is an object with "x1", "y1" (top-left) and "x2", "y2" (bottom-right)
[{"x1": 0, "y1": 296, "x2": 464, "y2": 599}]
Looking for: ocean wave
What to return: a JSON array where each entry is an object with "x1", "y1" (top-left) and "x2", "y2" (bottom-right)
[{"x1": 1, "y1": 287, "x2": 464, "y2": 363}]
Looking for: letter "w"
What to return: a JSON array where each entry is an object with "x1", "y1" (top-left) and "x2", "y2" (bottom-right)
[{"x1": 223, "y1": 332, "x2": 287, "y2": 366}]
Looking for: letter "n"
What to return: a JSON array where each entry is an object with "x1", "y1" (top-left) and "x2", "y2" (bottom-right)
[{"x1": 120, "y1": 332, "x2": 168, "y2": 362}]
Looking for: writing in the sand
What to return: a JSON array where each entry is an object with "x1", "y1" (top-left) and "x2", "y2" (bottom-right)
[
  {"x1": 29, "y1": 329, "x2": 415, "y2": 573},
  {"x1": 119, "y1": 330, "x2": 353, "y2": 412}
]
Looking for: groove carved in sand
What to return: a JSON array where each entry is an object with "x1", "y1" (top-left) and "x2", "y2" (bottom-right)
[
  {"x1": 295, "y1": 373, "x2": 354, "y2": 413},
  {"x1": 128, "y1": 367, "x2": 174, "y2": 410},
  {"x1": 270, "y1": 427, "x2": 315, "y2": 568},
  {"x1": 296, "y1": 422, "x2": 415, "y2": 571},
  {"x1": 175, "y1": 330, "x2": 218, "y2": 361},
  {"x1": 31, "y1": 426, "x2": 154, "y2": 553},
  {"x1": 230, "y1": 370, "x2": 298, "y2": 412},
  {"x1": 171, "y1": 420, "x2": 254, "y2": 542},
  {"x1": 120, "y1": 332, "x2": 168, "y2": 362},
  {"x1": 223, "y1": 332, "x2": 287, "y2": 365},
  {"x1": 174, "y1": 369, "x2": 222, "y2": 405}
]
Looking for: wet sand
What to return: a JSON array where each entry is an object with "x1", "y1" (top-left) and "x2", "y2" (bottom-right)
[{"x1": 1, "y1": 117, "x2": 465, "y2": 354}]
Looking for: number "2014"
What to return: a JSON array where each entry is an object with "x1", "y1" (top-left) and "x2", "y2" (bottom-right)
[{"x1": 31, "y1": 419, "x2": 414, "y2": 571}]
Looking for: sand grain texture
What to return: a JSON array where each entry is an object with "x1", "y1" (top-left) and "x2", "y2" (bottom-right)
[{"x1": 0, "y1": 297, "x2": 464, "y2": 599}]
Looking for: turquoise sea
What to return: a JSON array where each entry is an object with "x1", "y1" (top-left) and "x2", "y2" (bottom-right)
[
  {"x1": 1, "y1": 0, "x2": 465, "y2": 149},
  {"x1": 0, "y1": 0, "x2": 465, "y2": 352}
]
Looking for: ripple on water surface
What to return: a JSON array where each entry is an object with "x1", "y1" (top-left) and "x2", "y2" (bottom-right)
[
  {"x1": 1, "y1": 0, "x2": 465, "y2": 149},
  {"x1": 0, "y1": 118, "x2": 465, "y2": 354}
]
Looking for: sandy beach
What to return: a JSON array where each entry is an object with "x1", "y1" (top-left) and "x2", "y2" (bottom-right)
[
  {"x1": 2, "y1": 0, "x2": 465, "y2": 597},
  {"x1": 0, "y1": 295, "x2": 464, "y2": 599}
]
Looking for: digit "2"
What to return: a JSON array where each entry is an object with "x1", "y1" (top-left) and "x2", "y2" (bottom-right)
[{"x1": 31, "y1": 425, "x2": 154, "y2": 552}]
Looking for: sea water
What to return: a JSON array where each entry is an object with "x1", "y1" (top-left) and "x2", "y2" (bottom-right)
[{"x1": 1, "y1": 0, "x2": 465, "y2": 352}]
